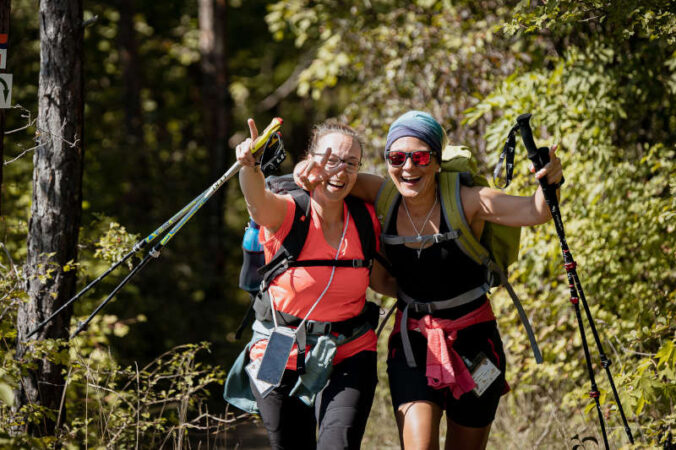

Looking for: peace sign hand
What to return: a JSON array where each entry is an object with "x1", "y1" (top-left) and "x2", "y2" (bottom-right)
[{"x1": 295, "y1": 148, "x2": 346, "y2": 191}]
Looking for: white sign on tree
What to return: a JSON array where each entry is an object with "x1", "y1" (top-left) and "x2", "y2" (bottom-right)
[{"x1": 0, "y1": 73, "x2": 12, "y2": 108}]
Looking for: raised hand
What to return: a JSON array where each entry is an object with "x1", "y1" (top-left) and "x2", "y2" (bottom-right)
[
  {"x1": 295, "y1": 148, "x2": 346, "y2": 191},
  {"x1": 235, "y1": 118, "x2": 260, "y2": 168}
]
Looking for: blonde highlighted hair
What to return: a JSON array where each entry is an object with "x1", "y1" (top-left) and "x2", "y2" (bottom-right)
[{"x1": 306, "y1": 120, "x2": 364, "y2": 159}]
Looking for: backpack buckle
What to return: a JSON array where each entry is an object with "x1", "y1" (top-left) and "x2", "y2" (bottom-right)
[
  {"x1": 306, "y1": 321, "x2": 331, "y2": 335},
  {"x1": 412, "y1": 303, "x2": 433, "y2": 314},
  {"x1": 281, "y1": 256, "x2": 294, "y2": 270}
]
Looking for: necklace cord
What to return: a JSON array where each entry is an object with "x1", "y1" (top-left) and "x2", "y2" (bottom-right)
[{"x1": 402, "y1": 191, "x2": 438, "y2": 256}]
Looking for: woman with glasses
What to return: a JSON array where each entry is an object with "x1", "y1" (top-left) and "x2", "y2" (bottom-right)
[
  {"x1": 227, "y1": 118, "x2": 392, "y2": 450},
  {"x1": 296, "y1": 111, "x2": 562, "y2": 449}
]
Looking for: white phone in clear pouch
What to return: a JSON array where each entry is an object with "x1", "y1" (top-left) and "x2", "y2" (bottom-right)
[{"x1": 256, "y1": 326, "x2": 295, "y2": 386}]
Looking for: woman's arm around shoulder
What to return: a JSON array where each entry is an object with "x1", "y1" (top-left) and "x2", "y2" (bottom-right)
[{"x1": 236, "y1": 118, "x2": 288, "y2": 232}]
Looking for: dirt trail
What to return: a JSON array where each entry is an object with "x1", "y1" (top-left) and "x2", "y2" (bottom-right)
[{"x1": 223, "y1": 420, "x2": 269, "y2": 449}]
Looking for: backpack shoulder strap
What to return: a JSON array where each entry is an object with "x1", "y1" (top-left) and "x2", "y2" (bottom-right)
[
  {"x1": 438, "y1": 171, "x2": 491, "y2": 267},
  {"x1": 375, "y1": 178, "x2": 400, "y2": 233},
  {"x1": 257, "y1": 189, "x2": 311, "y2": 289},
  {"x1": 280, "y1": 189, "x2": 312, "y2": 258},
  {"x1": 439, "y1": 172, "x2": 543, "y2": 364},
  {"x1": 345, "y1": 195, "x2": 376, "y2": 262}
]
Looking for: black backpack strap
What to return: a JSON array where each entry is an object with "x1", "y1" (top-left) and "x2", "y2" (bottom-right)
[
  {"x1": 344, "y1": 195, "x2": 376, "y2": 266},
  {"x1": 282, "y1": 189, "x2": 312, "y2": 257},
  {"x1": 257, "y1": 189, "x2": 312, "y2": 290},
  {"x1": 287, "y1": 259, "x2": 372, "y2": 269},
  {"x1": 234, "y1": 293, "x2": 258, "y2": 340}
]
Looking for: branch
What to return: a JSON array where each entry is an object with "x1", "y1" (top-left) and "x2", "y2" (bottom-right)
[
  {"x1": 3, "y1": 105, "x2": 80, "y2": 165},
  {"x1": 256, "y1": 49, "x2": 317, "y2": 113},
  {"x1": 4, "y1": 143, "x2": 40, "y2": 166},
  {"x1": 4, "y1": 105, "x2": 36, "y2": 135}
]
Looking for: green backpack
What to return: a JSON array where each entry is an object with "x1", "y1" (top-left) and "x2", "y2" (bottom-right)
[{"x1": 375, "y1": 145, "x2": 542, "y2": 363}]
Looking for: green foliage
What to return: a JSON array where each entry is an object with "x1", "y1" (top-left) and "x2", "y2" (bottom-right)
[
  {"x1": 92, "y1": 220, "x2": 140, "y2": 269},
  {"x1": 3, "y1": 0, "x2": 674, "y2": 447}
]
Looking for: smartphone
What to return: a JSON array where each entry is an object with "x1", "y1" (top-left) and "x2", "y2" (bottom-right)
[
  {"x1": 256, "y1": 327, "x2": 295, "y2": 386},
  {"x1": 246, "y1": 358, "x2": 276, "y2": 398}
]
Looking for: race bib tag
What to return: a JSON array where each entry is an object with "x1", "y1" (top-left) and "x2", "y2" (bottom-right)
[
  {"x1": 256, "y1": 326, "x2": 295, "y2": 386},
  {"x1": 469, "y1": 352, "x2": 501, "y2": 397}
]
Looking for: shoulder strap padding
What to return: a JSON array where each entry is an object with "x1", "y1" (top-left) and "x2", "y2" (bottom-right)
[{"x1": 438, "y1": 172, "x2": 491, "y2": 266}]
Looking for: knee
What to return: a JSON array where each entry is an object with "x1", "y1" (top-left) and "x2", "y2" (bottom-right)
[{"x1": 318, "y1": 405, "x2": 371, "y2": 450}]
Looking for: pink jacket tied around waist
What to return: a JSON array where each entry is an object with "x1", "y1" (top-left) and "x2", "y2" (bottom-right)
[{"x1": 392, "y1": 300, "x2": 496, "y2": 399}]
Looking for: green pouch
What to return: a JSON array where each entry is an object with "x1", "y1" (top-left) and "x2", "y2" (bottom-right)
[
  {"x1": 290, "y1": 335, "x2": 337, "y2": 406},
  {"x1": 223, "y1": 343, "x2": 259, "y2": 414}
]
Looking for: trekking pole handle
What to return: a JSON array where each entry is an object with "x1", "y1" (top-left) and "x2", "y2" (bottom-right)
[
  {"x1": 223, "y1": 117, "x2": 284, "y2": 182},
  {"x1": 516, "y1": 113, "x2": 551, "y2": 172},
  {"x1": 251, "y1": 117, "x2": 283, "y2": 156}
]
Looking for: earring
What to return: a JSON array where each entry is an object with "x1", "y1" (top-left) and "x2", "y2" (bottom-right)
[{"x1": 437, "y1": 167, "x2": 442, "y2": 173}]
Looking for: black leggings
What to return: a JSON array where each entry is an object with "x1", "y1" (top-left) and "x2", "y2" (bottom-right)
[{"x1": 250, "y1": 350, "x2": 378, "y2": 450}]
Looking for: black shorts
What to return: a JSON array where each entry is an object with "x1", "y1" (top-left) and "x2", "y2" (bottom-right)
[{"x1": 387, "y1": 320, "x2": 507, "y2": 428}]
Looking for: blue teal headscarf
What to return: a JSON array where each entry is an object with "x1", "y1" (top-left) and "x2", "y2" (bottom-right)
[{"x1": 384, "y1": 111, "x2": 448, "y2": 159}]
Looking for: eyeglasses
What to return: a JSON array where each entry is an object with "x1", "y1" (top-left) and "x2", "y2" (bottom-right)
[
  {"x1": 312, "y1": 153, "x2": 362, "y2": 174},
  {"x1": 385, "y1": 150, "x2": 433, "y2": 167}
]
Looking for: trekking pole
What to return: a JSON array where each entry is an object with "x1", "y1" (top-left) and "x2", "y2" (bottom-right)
[
  {"x1": 69, "y1": 118, "x2": 283, "y2": 339},
  {"x1": 513, "y1": 113, "x2": 634, "y2": 447},
  {"x1": 26, "y1": 189, "x2": 208, "y2": 338}
]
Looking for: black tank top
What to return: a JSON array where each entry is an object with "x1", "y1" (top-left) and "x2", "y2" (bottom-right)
[{"x1": 384, "y1": 196, "x2": 488, "y2": 320}]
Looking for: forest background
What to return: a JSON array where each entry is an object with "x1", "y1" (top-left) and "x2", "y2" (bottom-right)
[{"x1": 0, "y1": 0, "x2": 674, "y2": 448}]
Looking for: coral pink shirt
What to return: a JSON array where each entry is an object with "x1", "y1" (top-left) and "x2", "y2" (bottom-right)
[{"x1": 249, "y1": 194, "x2": 380, "y2": 368}]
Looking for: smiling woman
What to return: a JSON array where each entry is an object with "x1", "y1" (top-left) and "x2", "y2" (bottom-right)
[{"x1": 224, "y1": 118, "x2": 389, "y2": 450}]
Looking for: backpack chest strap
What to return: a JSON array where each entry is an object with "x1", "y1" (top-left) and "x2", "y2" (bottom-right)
[
  {"x1": 257, "y1": 255, "x2": 373, "y2": 292},
  {"x1": 381, "y1": 230, "x2": 460, "y2": 246},
  {"x1": 287, "y1": 259, "x2": 373, "y2": 269},
  {"x1": 397, "y1": 284, "x2": 490, "y2": 368}
]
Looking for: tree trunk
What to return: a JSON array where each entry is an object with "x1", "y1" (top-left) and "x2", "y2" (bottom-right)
[
  {"x1": 0, "y1": 0, "x2": 10, "y2": 215},
  {"x1": 199, "y1": 0, "x2": 230, "y2": 297},
  {"x1": 15, "y1": 0, "x2": 84, "y2": 436}
]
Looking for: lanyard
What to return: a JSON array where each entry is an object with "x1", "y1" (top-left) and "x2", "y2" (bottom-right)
[{"x1": 269, "y1": 198, "x2": 351, "y2": 332}]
